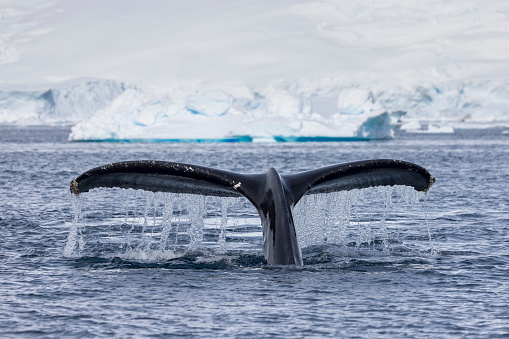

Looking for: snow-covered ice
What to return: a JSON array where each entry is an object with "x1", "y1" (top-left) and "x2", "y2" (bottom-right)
[
  {"x1": 68, "y1": 83, "x2": 402, "y2": 141},
  {"x1": 1, "y1": 0, "x2": 509, "y2": 140},
  {"x1": 0, "y1": 79, "x2": 125, "y2": 125}
]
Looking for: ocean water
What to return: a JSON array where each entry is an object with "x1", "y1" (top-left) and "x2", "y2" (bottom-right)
[{"x1": 1, "y1": 126, "x2": 508, "y2": 337}]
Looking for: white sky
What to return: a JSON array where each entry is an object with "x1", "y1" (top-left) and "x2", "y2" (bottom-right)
[{"x1": 1, "y1": 0, "x2": 509, "y2": 87}]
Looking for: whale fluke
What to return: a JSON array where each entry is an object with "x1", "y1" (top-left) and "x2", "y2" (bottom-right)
[{"x1": 71, "y1": 159, "x2": 434, "y2": 266}]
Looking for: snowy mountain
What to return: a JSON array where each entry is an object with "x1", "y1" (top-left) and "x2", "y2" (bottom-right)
[{"x1": 1, "y1": 0, "x2": 509, "y2": 140}]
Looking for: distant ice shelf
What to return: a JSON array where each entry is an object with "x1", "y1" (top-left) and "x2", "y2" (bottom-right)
[
  {"x1": 1, "y1": 78, "x2": 509, "y2": 142},
  {"x1": 0, "y1": 79, "x2": 125, "y2": 126}
]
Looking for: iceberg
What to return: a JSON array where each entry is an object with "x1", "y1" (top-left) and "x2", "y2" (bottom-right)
[
  {"x1": 68, "y1": 83, "x2": 401, "y2": 142},
  {"x1": 2, "y1": 77, "x2": 509, "y2": 141},
  {"x1": 185, "y1": 91, "x2": 232, "y2": 117},
  {"x1": 2, "y1": 0, "x2": 509, "y2": 140},
  {"x1": 65, "y1": 79, "x2": 509, "y2": 141}
]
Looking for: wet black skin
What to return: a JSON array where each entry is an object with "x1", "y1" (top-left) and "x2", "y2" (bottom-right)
[{"x1": 71, "y1": 159, "x2": 434, "y2": 266}]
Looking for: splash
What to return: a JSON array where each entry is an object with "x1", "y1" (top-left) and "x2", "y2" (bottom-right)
[
  {"x1": 293, "y1": 186, "x2": 430, "y2": 252},
  {"x1": 64, "y1": 189, "x2": 260, "y2": 258},
  {"x1": 63, "y1": 194, "x2": 84, "y2": 256},
  {"x1": 218, "y1": 197, "x2": 229, "y2": 252},
  {"x1": 64, "y1": 185, "x2": 433, "y2": 259}
]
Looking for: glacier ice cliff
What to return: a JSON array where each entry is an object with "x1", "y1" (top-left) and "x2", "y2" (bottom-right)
[
  {"x1": 0, "y1": 79, "x2": 126, "y2": 126},
  {"x1": 2, "y1": 78, "x2": 509, "y2": 141}
]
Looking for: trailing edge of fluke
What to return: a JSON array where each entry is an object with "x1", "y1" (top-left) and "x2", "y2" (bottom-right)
[{"x1": 70, "y1": 159, "x2": 435, "y2": 266}]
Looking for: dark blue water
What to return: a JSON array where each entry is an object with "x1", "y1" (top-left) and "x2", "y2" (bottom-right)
[{"x1": 1, "y1": 126, "x2": 508, "y2": 337}]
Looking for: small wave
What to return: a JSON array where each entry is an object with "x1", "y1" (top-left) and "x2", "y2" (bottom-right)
[
  {"x1": 64, "y1": 241, "x2": 438, "y2": 272},
  {"x1": 67, "y1": 249, "x2": 265, "y2": 270}
]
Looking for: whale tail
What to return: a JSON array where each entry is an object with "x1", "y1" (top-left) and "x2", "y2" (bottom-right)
[{"x1": 71, "y1": 160, "x2": 434, "y2": 265}]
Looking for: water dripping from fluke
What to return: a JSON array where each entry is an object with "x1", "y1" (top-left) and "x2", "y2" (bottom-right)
[{"x1": 67, "y1": 160, "x2": 435, "y2": 266}]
